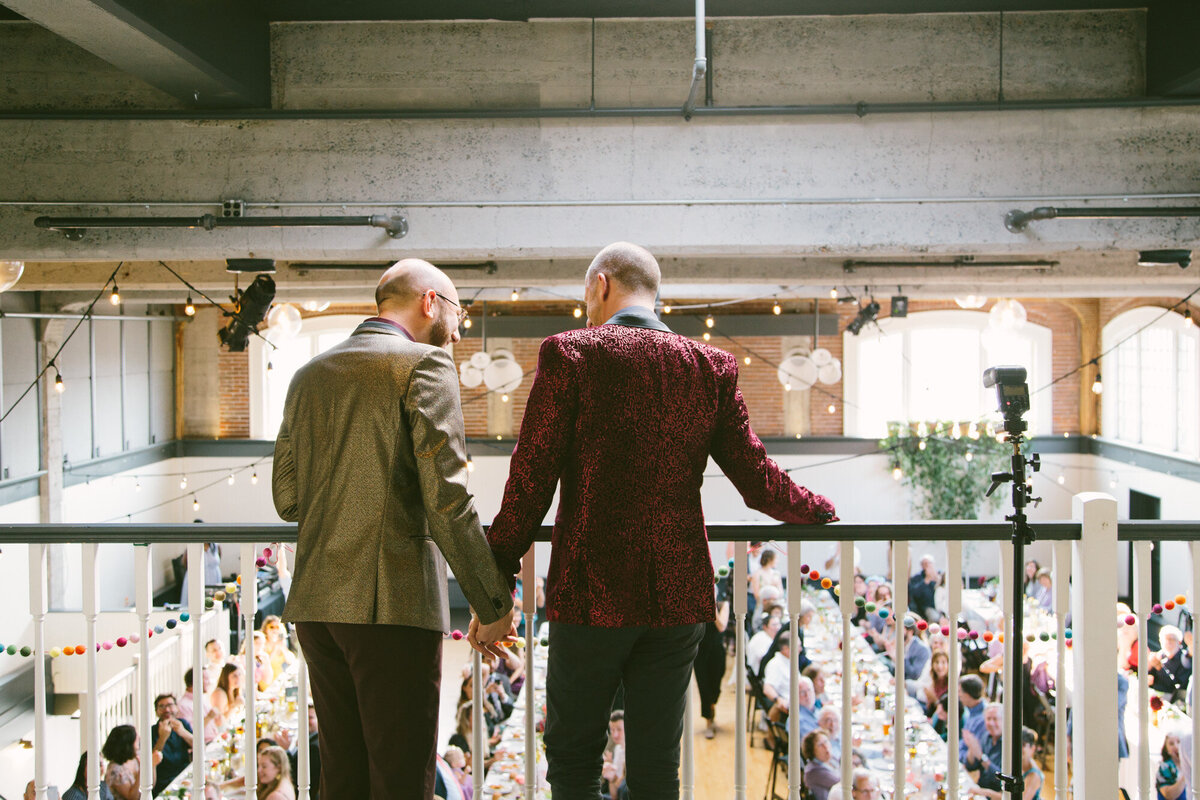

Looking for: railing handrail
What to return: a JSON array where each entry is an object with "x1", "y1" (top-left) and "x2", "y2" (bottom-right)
[{"x1": 1, "y1": 519, "x2": 1196, "y2": 544}]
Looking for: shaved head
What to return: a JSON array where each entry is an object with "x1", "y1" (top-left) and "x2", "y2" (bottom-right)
[
  {"x1": 375, "y1": 258, "x2": 456, "y2": 312},
  {"x1": 585, "y1": 242, "x2": 661, "y2": 296}
]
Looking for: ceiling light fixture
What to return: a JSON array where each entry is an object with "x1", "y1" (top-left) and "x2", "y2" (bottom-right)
[{"x1": 845, "y1": 300, "x2": 881, "y2": 335}]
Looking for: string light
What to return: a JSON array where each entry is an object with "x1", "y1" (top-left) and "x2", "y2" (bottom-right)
[
  {"x1": 511, "y1": 289, "x2": 520, "y2": 302},
  {"x1": 227, "y1": 473, "x2": 235, "y2": 486},
  {"x1": 663, "y1": 305, "x2": 672, "y2": 314},
  {"x1": 53, "y1": 365, "x2": 64, "y2": 394},
  {"x1": 110, "y1": 284, "x2": 121, "y2": 306},
  {"x1": 705, "y1": 315, "x2": 715, "y2": 328},
  {"x1": 573, "y1": 307, "x2": 583, "y2": 319},
  {"x1": 250, "y1": 472, "x2": 258, "y2": 485},
  {"x1": 702, "y1": 332, "x2": 711, "y2": 341},
  {"x1": 466, "y1": 457, "x2": 475, "y2": 474},
  {"x1": 744, "y1": 356, "x2": 752, "y2": 365},
  {"x1": 1187, "y1": 309, "x2": 1194, "y2": 327},
  {"x1": 892, "y1": 467, "x2": 903, "y2": 480},
  {"x1": 827, "y1": 404, "x2": 836, "y2": 414},
  {"x1": 134, "y1": 480, "x2": 141, "y2": 492},
  {"x1": 784, "y1": 382, "x2": 793, "y2": 392},
  {"x1": 772, "y1": 302, "x2": 782, "y2": 315},
  {"x1": 1056, "y1": 474, "x2": 1066, "y2": 485},
  {"x1": 463, "y1": 317, "x2": 473, "y2": 329},
  {"x1": 184, "y1": 296, "x2": 196, "y2": 316},
  {"x1": 179, "y1": 476, "x2": 188, "y2": 490},
  {"x1": 501, "y1": 394, "x2": 510, "y2": 403},
  {"x1": 1109, "y1": 473, "x2": 1118, "y2": 489},
  {"x1": 192, "y1": 496, "x2": 200, "y2": 511},
  {"x1": 918, "y1": 439, "x2": 927, "y2": 451},
  {"x1": 965, "y1": 451, "x2": 974, "y2": 462},
  {"x1": 1091, "y1": 373, "x2": 1103, "y2": 395},
  {"x1": 829, "y1": 288, "x2": 838, "y2": 299}
]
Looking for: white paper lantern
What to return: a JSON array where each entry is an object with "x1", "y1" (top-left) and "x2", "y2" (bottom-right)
[
  {"x1": 989, "y1": 299, "x2": 1027, "y2": 331},
  {"x1": 811, "y1": 348, "x2": 833, "y2": 367},
  {"x1": 954, "y1": 295, "x2": 988, "y2": 309},
  {"x1": 459, "y1": 363, "x2": 484, "y2": 388},
  {"x1": 817, "y1": 361, "x2": 843, "y2": 385},
  {"x1": 300, "y1": 300, "x2": 330, "y2": 313},
  {"x1": 267, "y1": 303, "x2": 302, "y2": 340},
  {"x1": 0, "y1": 261, "x2": 23, "y2": 293},
  {"x1": 469, "y1": 351, "x2": 492, "y2": 370},
  {"x1": 777, "y1": 355, "x2": 818, "y2": 390},
  {"x1": 483, "y1": 357, "x2": 524, "y2": 393}
]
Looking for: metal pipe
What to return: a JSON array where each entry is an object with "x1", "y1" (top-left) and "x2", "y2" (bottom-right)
[
  {"x1": 1006, "y1": 205, "x2": 1200, "y2": 232},
  {"x1": 1, "y1": 95, "x2": 1198, "y2": 122},
  {"x1": 34, "y1": 213, "x2": 409, "y2": 240},
  {"x1": 5, "y1": 191, "x2": 1200, "y2": 210},
  {"x1": 682, "y1": 0, "x2": 707, "y2": 120},
  {"x1": 0, "y1": 311, "x2": 187, "y2": 321}
]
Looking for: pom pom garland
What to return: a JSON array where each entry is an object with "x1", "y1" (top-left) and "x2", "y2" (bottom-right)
[{"x1": 821, "y1": 578, "x2": 833, "y2": 589}]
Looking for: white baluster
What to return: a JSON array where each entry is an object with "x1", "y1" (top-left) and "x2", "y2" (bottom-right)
[
  {"x1": 241, "y1": 543, "x2": 258, "y2": 793},
  {"x1": 188, "y1": 541, "x2": 205, "y2": 794},
  {"x1": 947, "y1": 540, "x2": 962, "y2": 800},
  {"x1": 1134, "y1": 540, "x2": 1152, "y2": 800},
  {"x1": 1191, "y1": 540, "x2": 1200, "y2": 800},
  {"x1": 83, "y1": 543, "x2": 101, "y2": 800},
  {"x1": 297, "y1": 641, "x2": 311, "y2": 800},
  {"x1": 682, "y1": 676, "x2": 695, "y2": 800},
  {"x1": 1052, "y1": 540, "x2": 1070, "y2": 800},
  {"x1": 733, "y1": 539, "x2": 747, "y2": 800},
  {"x1": 136, "y1": 544, "x2": 153, "y2": 800},
  {"x1": 892, "y1": 540, "x2": 907, "y2": 800},
  {"x1": 30, "y1": 543, "x2": 48, "y2": 800},
  {"x1": 839, "y1": 541, "x2": 854, "y2": 793},
  {"x1": 472, "y1": 649, "x2": 484, "y2": 800},
  {"x1": 1000, "y1": 541, "x2": 1014, "y2": 779},
  {"x1": 523, "y1": 548, "x2": 536, "y2": 800},
  {"x1": 787, "y1": 540, "x2": 802, "y2": 800}
]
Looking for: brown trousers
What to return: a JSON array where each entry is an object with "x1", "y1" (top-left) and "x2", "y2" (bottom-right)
[{"x1": 296, "y1": 621, "x2": 443, "y2": 800}]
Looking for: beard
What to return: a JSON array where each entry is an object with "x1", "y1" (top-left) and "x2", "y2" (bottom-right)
[{"x1": 430, "y1": 313, "x2": 455, "y2": 349}]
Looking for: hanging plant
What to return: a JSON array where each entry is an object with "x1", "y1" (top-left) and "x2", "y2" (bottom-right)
[{"x1": 881, "y1": 421, "x2": 1010, "y2": 520}]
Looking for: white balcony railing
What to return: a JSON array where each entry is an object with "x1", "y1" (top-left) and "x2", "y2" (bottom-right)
[{"x1": 3, "y1": 498, "x2": 1200, "y2": 800}]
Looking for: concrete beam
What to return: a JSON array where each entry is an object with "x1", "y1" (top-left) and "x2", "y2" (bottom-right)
[
  {"x1": 1147, "y1": 0, "x2": 1200, "y2": 96},
  {"x1": 0, "y1": 0, "x2": 268, "y2": 107}
]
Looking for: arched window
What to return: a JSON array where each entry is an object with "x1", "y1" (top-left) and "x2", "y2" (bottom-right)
[
  {"x1": 1101, "y1": 307, "x2": 1199, "y2": 456},
  {"x1": 249, "y1": 315, "x2": 361, "y2": 439},
  {"x1": 843, "y1": 310, "x2": 1053, "y2": 438}
]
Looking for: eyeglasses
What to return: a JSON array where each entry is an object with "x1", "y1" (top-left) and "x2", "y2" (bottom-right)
[{"x1": 433, "y1": 291, "x2": 469, "y2": 324}]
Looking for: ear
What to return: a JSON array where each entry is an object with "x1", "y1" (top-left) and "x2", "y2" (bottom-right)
[
  {"x1": 421, "y1": 289, "x2": 437, "y2": 319},
  {"x1": 597, "y1": 272, "x2": 610, "y2": 300}
]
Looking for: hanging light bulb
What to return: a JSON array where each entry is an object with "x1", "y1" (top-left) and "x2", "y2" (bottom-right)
[
  {"x1": 501, "y1": 393, "x2": 510, "y2": 403},
  {"x1": 466, "y1": 457, "x2": 475, "y2": 474},
  {"x1": 1056, "y1": 474, "x2": 1066, "y2": 485},
  {"x1": 573, "y1": 306, "x2": 583, "y2": 319},
  {"x1": 463, "y1": 317, "x2": 473, "y2": 329},
  {"x1": 951, "y1": 422, "x2": 962, "y2": 439},
  {"x1": 110, "y1": 284, "x2": 121, "y2": 306},
  {"x1": 54, "y1": 370, "x2": 65, "y2": 393},
  {"x1": 1091, "y1": 373, "x2": 1103, "y2": 395},
  {"x1": 135, "y1": 479, "x2": 142, "y2": 492},
  {"x1": 227, "y1": 473, "x2": 236, "y2": 486},
  {"x1": 511, "y1": 289, "x2": 520, "y2": 302},
  {"x1": 180, "y1": 476, "x2": 188, "y2": 490},
  {"x1": 702, "y1": 332, "x2": 711, "y2": 341},
  {"x1": 954, "y1": 295, "x2": 988, "y2": 310},
  {"x1": 250, "y1": 472, "x2": 258, "y2": 485},
  {"x1": 918, "y1": 439, "x2": 927, "y2": 451},
  {"x1": 916, "y1": 421, "x2": 929, "y2": 438},
  {"x1": 184, "y1": 296, "x2": 196, "y2": 316},
  {"x1": 743, "y1": 356, "x2": 752, "y2": 365},
  {"x1": 266, "y1": 361, "x2": 274, "y2": 371},
  {"x1": 1186, "y1": 309, "x2": 1194, "y2": 327},
  {"x1": 829, "y1": 288, "x2": 838, "y2": 299},
  {"x1": 663, "y1": 305, "x2": 672, "y2": 314},
  {"x1": 1109, "y1": 474, "x2": 1118, "y2": 489},
  {"x1": 965, "y1": 451, "x2": 974, "y2": 462},
  {"x1": 784, "y1": 382, "x2": 793, "y2": 392},
  {"x1": 827, "y1": 403, "x2": 836, "y2": 414},
  {"x1": 967, "y1": 422, "x2": 979, "y2": 440},
  {"x1": 192, "y1": 496, "x2": 200, "y2": 511},
  {"x1": 892, "y1": 467, "x2": 903, "y2": 481},
  {"x1": 705, "y1": 315, "x2": 715, "y2": 328},
  {"x1": 772, "y1": 302, "x2": 782, "y2": 315}
]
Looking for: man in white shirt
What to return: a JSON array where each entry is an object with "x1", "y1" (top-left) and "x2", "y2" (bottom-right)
[{"x1": 749, "y1": 616, "x2": 782, "y2": 676}]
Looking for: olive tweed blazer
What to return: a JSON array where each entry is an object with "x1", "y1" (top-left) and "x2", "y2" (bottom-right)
[{"x1": 273, "y1": 319, "x2": 512, "y2": 630}]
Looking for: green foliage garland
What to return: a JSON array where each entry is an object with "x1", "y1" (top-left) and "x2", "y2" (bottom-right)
[{"x1": 881, "y1": 421, "x2": 1011, "y2": 520}]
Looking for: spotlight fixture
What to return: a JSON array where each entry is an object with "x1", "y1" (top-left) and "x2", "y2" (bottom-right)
[
  {"x1": 1137, "y1": 249, "x2": 1191, "y2": 269},
  {"x1": 110, "y1": 284, "x2": 121, "y2": 305},
  {"x1": 890, "y1": 295, "x2": 909, "y2": 318},
  {"x1": 845, "y1": 300, "x2": 881, "y2": 335},
  {"x1": 218, "y1": 274, "x2": 276, "y2": 352},
  {"x1": 1092, "y1": 373, "x2": 1103, "y2": 395},
  {"x1": 184, "y1": 296, "x2": 196, "y2": 316}
]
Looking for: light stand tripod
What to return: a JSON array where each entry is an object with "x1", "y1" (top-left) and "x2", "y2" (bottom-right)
[{"x1": 983, "y1": 366, "x2": 1042, "y2": 800}]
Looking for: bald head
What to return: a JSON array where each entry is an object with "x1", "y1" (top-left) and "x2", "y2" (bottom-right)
[
  {"x1": 585, "y1": 242, "x2": 661, "y2": 296},
  {"x1": 376, "y1": 259, "x2": 456, "y2": 313}
]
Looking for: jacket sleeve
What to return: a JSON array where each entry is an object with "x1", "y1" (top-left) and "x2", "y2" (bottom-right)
[
  {"x1": 488, "y1": 336, "x2": 577, "y2": 589},
  {"x1": 710, "y1": 359, "x2": 837, "y2": 524},
  {"x1": 272, "y1": 387, "x2": 299, "y2": 522},
  {"x1": 405, "y1": 348, "x2": 514, "y2": 625}
]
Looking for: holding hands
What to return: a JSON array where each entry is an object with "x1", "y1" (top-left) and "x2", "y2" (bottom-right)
[{"x1": 468, "y1": 607, "x2": 519, "y2": 660}]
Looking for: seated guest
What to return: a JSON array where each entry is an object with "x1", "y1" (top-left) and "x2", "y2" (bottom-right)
[
  {"x1": 921, "y1": 650, "x2": 950, "y2": 716},
  {"x1": 748, "y1": 616, "x2": 782, "y2": 676},
  {"x1": 958, "y1": 674, "x2": 987, "y2": 760},
  {"x1": 203, "y1": 638, "x2": 227, "y2": 687},
  {"x1": 803, "y1": 664, "x2": 829, "y2": 708},
  {"x1": 765, "y1": 668, "x2": 819, "y2": 745},
  {"x1": 757, "y1": 586, "x2": 785, "y2": 633},
  {"x1": 220, "y1": 740, "x2": 281, "y2": 795},
  {"x1": 849, "y1": 768, "x2": 880, "y2": 800},
  {"x1": 103, "y1": 725, "x2": 156, "y2": 800},
  {"x1": 817, "y1": 707, "x2": 842, "y2": 758},
  {"x1": 1159, "y1": 732, "x2": 1187, "y2": 800},
  {"x1": 751, "y1": 549, "x2": 784, "y2": 609},
  {"x1": 256, "y1": 746, "x2": 296, "y2": 800},
  {"x1": 1030, "y1": 568, "x2": 1054, "y2": 612},
  {"x1": 761, "y1": 634, "x2": 794, "y2": 710},
  {"x1": 212, "y1": 663, "x2": 245, "y2": 728},
  {"x1": 801, "y1": 730, "x2": 840, "y2": 800},
  {"x1": 932, "y1": 695, "x2": 951, "y2": 741},
  {"x1": 259, "y1": 616, "x2": 297, "y2": 683},
  {"x1": 448, "y1": 702, "x2": 499, "y2": 772},
  {"x1": 177, "y1": 668, "x2": 220, "y2": 744},
  {"x1": 868, "y1": 584, "x2": 893, "y2": 636},
  {"x1": 888, "y1": 619, "x2": 931, "y2": 697},
  {"x1": 1150, "y1": 625, "x2": 1192, "y2": 702},
  {"x1": 241, "y1": 631, "x2": 275, "y2": 691},
  {"x1": 280, "y1": 705, "x2": 321, "y2": 800},
  {"x1": 151, "y1": 693, "x2": 194, "y2": 795},
  {"x1": 1021, "y1": 727, "x2": 1044, "y2": 800},
  {"x1": 962, "y1": 703, "x2": 1005, "y2": 798},
  {"x1": 443, "y1": 746, "x2": 473, "y2": 800},
  {"x1": 63, "y1": 752, "x2": 114, "y2": 800},
  {"x1": 908, "y1": 555, "x2": 941, "y2": 621},
  {"x1": 601, "y1": 711, "x2": 627, "y2": 800}
]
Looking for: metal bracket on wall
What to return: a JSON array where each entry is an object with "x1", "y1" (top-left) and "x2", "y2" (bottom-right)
[{"x1": 34, "y1": 213, "x2": 409, "y2": 240}]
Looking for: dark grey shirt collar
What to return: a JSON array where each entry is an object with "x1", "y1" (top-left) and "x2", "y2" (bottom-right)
[{"x1": 603, "y1": 305, "x2": 672, "y2": 333}]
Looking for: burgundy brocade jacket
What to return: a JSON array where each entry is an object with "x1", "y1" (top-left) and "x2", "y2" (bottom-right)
[{"x1": 487, "y1": 308, "x2": 837, "y2": 628}]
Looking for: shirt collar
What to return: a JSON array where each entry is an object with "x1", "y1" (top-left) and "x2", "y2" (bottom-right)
[
  {"x1": 603, "y1": 305, "x2": 672, "y2": 333},
  {"x1": 361, "y1": 316, "x2": 415, "y2": 341}
]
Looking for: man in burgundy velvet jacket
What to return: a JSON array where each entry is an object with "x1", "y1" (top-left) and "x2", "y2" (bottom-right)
[{"x1": 481, "y1": 242, "x2": 837, "y2": 799}]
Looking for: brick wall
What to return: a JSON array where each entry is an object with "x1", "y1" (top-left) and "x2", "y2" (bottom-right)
[{"x1": 209, "y1": 296, "x2": 1196, "y2": 440}]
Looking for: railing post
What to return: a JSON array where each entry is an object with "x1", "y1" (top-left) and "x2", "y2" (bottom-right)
[
  {"x1": 787, "y1": 541, "x2": 802, "y2": 800},
  {"x1": 1134, "y1": 540, "x2": 1152, "y2": 800},
  {"x1": 472, "y1": 649, "x2": 484, "y2": 800},
  {"x1": 892, "y1": 540, "x2": 908, "y2": 800},
  {"x1": 29, "y1": 543, "x2": 48, "y2": 800},
  {"x1": 1071, "y1": 492, "x2": 1120, "y2": 800},
  {"x1": 947, "y1": 540, "x2": 962, "y2": 800},
  {"x1": 83, "y1": 543, "x2": 101, "y2": 800},
  {"x1": 733, "y1": 539, "x2": 747, "y2": 800},
  {"x1": 1191, "y1": 541, "x2": 1200, "y2": 800},
  {"x1": 297, "y1": 643, "x2": 311, "y2": 800},
  {"x1": 188, "y1": 542, "x2": 207, "y2": 795},
  {"x1": 999, "y1": 541, "x2": 1014, "y2": 779},
  {"x1": 522, "y1": 548, "x2": 536, "y2": 800},
  {"x1": 839, "y1": 541, "x2": 854, "y2": 793},
  {"x1": 241, "y1": 543, "x2": 258, "y2": 795},
  {"x1": 136, "y1": 544, "x2": 153, "y2": 800},
  {"x1": 1052, "y1": 540, "x2": 1071, "y2": 800}
]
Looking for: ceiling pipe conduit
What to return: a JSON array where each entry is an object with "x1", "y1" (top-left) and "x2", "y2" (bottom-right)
[
  {"x1": 1006, "y1": 206, "x2": 1200, "y2": 232},
  {"x1": 682, "y1": 0, "x2": 708, "y2": 121},
  {"x1": 33, "y1": 213, "x2": 409, "y2": 240}
]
